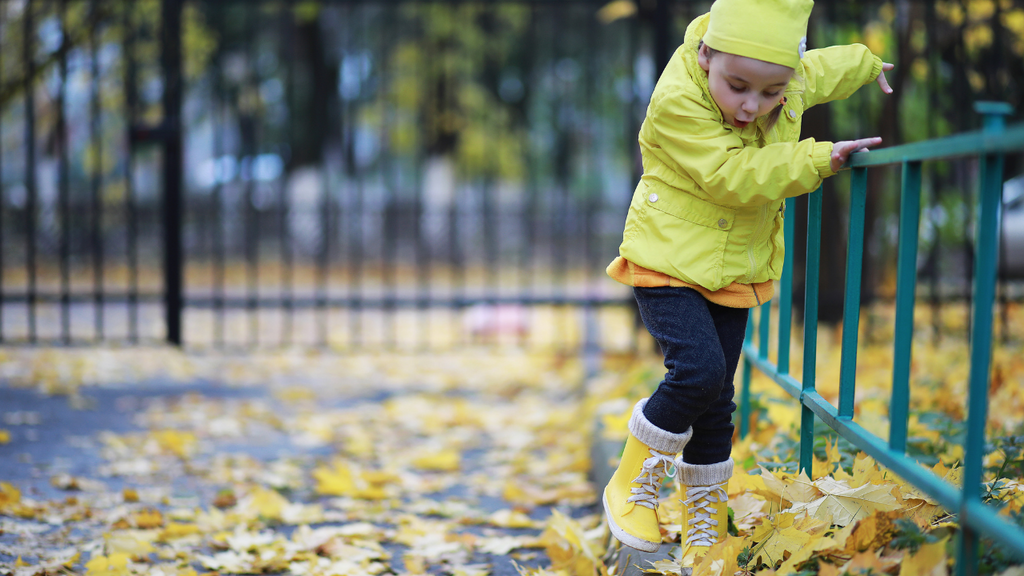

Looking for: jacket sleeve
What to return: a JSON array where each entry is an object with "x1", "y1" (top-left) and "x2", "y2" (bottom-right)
[
  {"x1": 644, "y1": 89, "x2": 835, "y2": 207},
  {"x1": 800, "y1": 44, "x2": 883, "y2": 110}
]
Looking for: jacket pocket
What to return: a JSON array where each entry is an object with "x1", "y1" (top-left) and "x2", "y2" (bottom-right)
[{"x1": 642, "y1": 184, "x2": 735, "y2": 290}]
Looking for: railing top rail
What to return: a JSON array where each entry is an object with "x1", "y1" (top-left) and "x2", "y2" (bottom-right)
[{"x1": 847, "y1": 122, "x2": 1024, "y2": 168}]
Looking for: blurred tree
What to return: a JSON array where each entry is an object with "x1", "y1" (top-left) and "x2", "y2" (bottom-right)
[{"x1": 383, "y1": 3, "x2": 530, "y2": 181}]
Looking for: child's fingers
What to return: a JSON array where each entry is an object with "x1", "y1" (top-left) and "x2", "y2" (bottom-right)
[
  {"x1": 882, "y1": 62, "x2": 895, "y2": 71},
  {"x1": 850, "y1": 137, "x2": 883, "y2": 151},
  {"x1": 832, "y1": 138, "x2": 883, "y2": 171},
  {"x1": 876, "y1": 72, "x2": 893, "y2": 94}
]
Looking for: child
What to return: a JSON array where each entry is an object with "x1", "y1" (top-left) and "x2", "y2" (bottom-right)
[{"x1": 602, "y1": 0, "x2": 893, "y2": 564}]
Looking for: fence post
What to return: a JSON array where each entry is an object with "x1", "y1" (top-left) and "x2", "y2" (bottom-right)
[
  {"x1": 800, "y1": 187, "x2": 823, "y2": 477},
  {"x1": 162, "y1": 0, "x2": 184, "y2": 346},
  {"x1": 955, "y1": 101, "x2": 1012, "y2": 576}
]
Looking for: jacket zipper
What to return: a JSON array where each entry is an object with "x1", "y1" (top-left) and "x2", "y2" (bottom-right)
[{"x1": 747, "y1": 204, "x2": 769, "y2": 283}]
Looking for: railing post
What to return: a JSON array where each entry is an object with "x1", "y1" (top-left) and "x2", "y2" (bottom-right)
[
  {"x1": 838, "y1": 168, "x2": 868, "y2": 419},
  {"x1": 800, "y1": 187, "x2": 823, "y2": 477},
  {"x1": 955, "y1": 101, "x2": 1012, "y2": 576},
  {"x1": 891, "y1": 161, "x2": 922, "y2": 454},
  {"x1": 162, "y1": 0, "x2": 184, "y2": 346}
]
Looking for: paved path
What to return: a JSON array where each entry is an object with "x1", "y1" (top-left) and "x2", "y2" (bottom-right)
[{"x1": 0, "y1": 351, "x2": 602, "y2": 576}]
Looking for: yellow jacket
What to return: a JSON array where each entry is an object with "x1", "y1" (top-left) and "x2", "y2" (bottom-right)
[{"x1": 612, "y1": 13, "x2": 883, "y2": 297}]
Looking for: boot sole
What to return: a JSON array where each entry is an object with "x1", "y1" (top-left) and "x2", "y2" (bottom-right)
[{"x1": 602, "y1": 487, "x2": 661, "y2": 553}]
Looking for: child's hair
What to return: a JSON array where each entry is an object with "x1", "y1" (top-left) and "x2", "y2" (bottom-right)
[{"x1": 699, "y1": 42, "x2": 786, "y2": 134}]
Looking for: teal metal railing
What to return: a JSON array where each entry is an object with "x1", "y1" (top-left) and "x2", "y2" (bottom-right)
[{"x1": 739, "y1": 102, "x2": 1024, "y2": 575}]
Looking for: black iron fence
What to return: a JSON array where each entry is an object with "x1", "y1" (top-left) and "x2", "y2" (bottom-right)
[{"x1": 1, "y1": 0, "x2": 1022, "y2": 351}]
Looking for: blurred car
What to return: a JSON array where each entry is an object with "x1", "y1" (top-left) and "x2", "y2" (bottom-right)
[{"x1": 1001, "y1": 174, "x2": 1024, "y2": 278}]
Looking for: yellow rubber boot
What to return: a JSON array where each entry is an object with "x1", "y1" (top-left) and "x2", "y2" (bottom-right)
[
  {"x1": 603, "y1": 399, "x2": 692, "y2": 552},
  {"x1": 677, "y1": 459, "x2": 733, "y2": 568}
]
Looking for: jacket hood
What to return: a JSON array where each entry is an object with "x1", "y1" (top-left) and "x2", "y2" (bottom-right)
[
  {"x1": 680, "y1": 13, "x2": 761, "y2": 141},
  {"x1": 681, "y1": 14, "x2": 717, "y2": 117}
]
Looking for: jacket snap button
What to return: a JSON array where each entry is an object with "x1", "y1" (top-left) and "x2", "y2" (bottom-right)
[
  {"x1": 789, "y1": 109, "x2": 797, "y2": 119},
  {"x1": 718, "y1": 218, "x2": 728, "y2": 228},
  {"x1": 648, "y1": 193, "x2": 658, "y2": 203}
]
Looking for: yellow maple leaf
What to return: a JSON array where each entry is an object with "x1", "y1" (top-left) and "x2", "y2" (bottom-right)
[
  {"x1": 993, "y1": 480, "x2": 1024, "y2": 513},
  {"x1": 758, "y1": 467, "x2": 820, "y2": 510},
  {"x1": 732, "y1": 492, "x2": 769, "y2": 532},
  {"x1": 776, "y1": 535, "x2": 839, "y2": 575},
  {"x1": 152, "y1": 430, "x2": 198, "y2": 459},
  {"x1": 841, "y1": 510, "x2": 902, "y2": 553},
  {"x1": 931, "y1": 461, "x2": 963, "y2": 488},
  {"x1": 159, "y1": 522, "x2": 202, "y2": 541},
  {"x1": 489, "y1": 508, "x2": 541, "y2": 529},
  {"x1": 839, "y1": 550, "x2": 887, "y2": 574},
  {"x1": 85, "y1": 553, "x2": 132, "y2": 576},
  {"x1": 412, "y1": 449, "x2": 461, "y2": 472},
  {"x1": 312, "y1": 461, "x2": 389, "y2": 499},
  {"x1": 790, "y1": 477, "x2": 900, "y2": 526},
  {"x1": 114, "y1": 509, "x2": 164, "y2": 529},
  {"x1": 751, "y1": 513, "x2": 820, "y2": 568},
  {"x1": 850, "y1": 454, "x2": 887, "y2": 488},
  {"x1": 898, "y1": 535, "x2": 950, "y2": 576},
  {"x1": 729, "y1": 470, "x2": 767, "y2": 497},
  {"x1": 242, "y1": 486, "x2": 290, "y2": 520},
  {"x1": 0, "y1": 482, "x2": 20, "y2": 507},
  {"x1": 0, "y1": 429, "x2": 10, "y2": 444},
  {"x1": 692, "y1": 535, "x2": 747, "y2": 576},
  {"x1": 812, "y1": 437, "x2": 844, "y2": 479},
  {"x1": 539, "y1": 509, "x2": 604, "y2": 576},
  {"x1": 105, "y1": 530, "x2": 157, "y2": 555}
]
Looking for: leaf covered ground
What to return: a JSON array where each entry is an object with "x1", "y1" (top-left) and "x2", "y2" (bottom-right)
[
  {"x1": 1, "y1": 301, "x2": 1023, "y2": 576},
  {"x1": 0, "y1": 350, "x2": 601, "y2": 576},
  {"x1": 587, "y1": 302, "x2": 1024, "y2": 576}
]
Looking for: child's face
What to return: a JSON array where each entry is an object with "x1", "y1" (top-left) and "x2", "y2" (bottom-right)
[{"x1": 698, "y1": 44, "x2": 794, "y2": 129}]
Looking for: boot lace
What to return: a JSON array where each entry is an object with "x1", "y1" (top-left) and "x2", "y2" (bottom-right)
[
  {"x1": 626, "y1": 450, "x2": 676, "y2": 509},
  {"x1": 683, "y1": 483, "x2": 728, "y2": 547}
]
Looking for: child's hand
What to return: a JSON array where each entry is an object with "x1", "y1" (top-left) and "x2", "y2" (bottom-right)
[
  {"x1": 831, "y1": 137, "x2": 883, "y2": 172},
  {"x1": 876, "y1": 63, "x2": 894, "y2": 94}
]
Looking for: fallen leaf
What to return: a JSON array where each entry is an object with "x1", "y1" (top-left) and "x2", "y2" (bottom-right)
[
  {"x1": 105, "y1": 530, "x2": 157, "y2": 556},
  {"x1": 898, "y1": 535, "x2": 950, "y2": 576},
  {"x1": 841, "y1": 509, "x2": 903, "y2": 553},
  {"x1": 85, "y1": 553, "x2": 132, "y2": 576},
  {"x1": 751, "y1": 513, "x2": 818, "y2": 568},
  {"x1": 151, "y1": 430, "x2": 198, "y2": 459},
  {"x1": 312, "y1": 461, "x2": 390, "y2": 500},
  {"x1": 758, "y1": 467, "x2": 820, "y2": 510},
  {"x1": 412, "y1": 449, "x2": 461, "y2": 472},
  {"x1": 113, "y1": 509, "x2": 165, "y2": 530},
  {"x1": 692, "y1": 534, "x2": 746, "y2": 576},
  {"x1": 0, "y1": 482, "x2": 20, "y2": 507},
  {"x1": 776, "y1": 535, "x2": 839, "y2": 575},
  {"x1": 238, "y1": 486, "x2": 290, "y2": 521},
  {"x1": 839, "y1": 550, "x2": 888, "y2": 575},
  {"x1": 731, "y1": 492, "x2": 769, "y2": 532},
  {"x1": 539, "y1": 509, "x2": 604, "y2": 576},
  {"x1": 790, "y1": 477, "x2": 900, "y2": 526}
]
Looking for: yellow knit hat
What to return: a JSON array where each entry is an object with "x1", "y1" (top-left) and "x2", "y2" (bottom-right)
[{"x1": 702, "y1": 0, "x2": 814, "y2": 69}]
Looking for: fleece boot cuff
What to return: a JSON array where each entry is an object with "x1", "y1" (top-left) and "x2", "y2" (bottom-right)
[
  {"x1": 628, "y1": 398, "x2": 692, "y2": 455},
  {"x1": 677, "y1": 458, "x2": 734, "y2": 487}
]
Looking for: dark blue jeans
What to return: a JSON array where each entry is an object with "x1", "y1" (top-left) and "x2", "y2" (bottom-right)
[{"x1": 633, "y1": 286, "x2": 749, "y2": 465}]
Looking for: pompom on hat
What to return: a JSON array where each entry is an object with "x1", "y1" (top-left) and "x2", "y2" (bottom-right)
[{"x1": 702, "y1": 0, "x2": 814, "y2": 69}]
